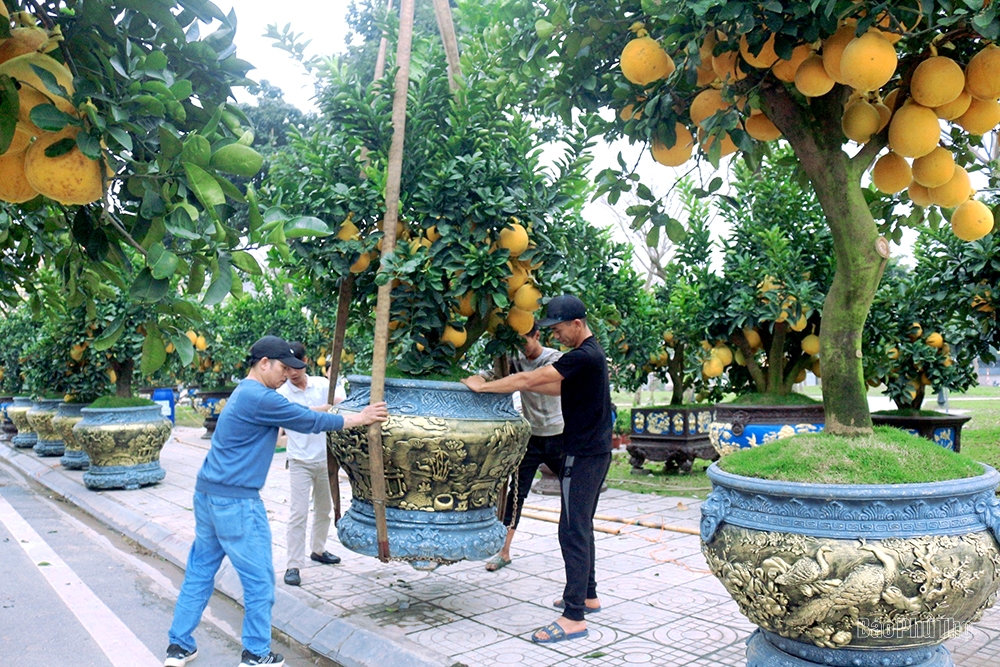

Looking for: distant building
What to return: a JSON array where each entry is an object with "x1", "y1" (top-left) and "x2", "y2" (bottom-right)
[{"x1": 978, "y1": 358, "x2": 1000, "y2": 387}]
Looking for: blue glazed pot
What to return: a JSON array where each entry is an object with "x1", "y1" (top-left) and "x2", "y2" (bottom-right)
[
  {"x1": 0, "y1": 395, "x2": 14, "y2": 442},
  {"x1": 329, "y1": 375, "x2": 531, "y2": 570},
  {"x1": 701, "y1": 463, "x2": 1000, "y2": 667},
  {"x1": 8, "y1": 397, "x2": 37, "y2": 449},
  {"x1": 871, "y1": 412, "x2": 972, "y2": 453},
  {"x1": 74, "y1": 405, "x2": 172, "y2": 490},
  {"x1": 28, "y1": 398, "x2": 65, "y2": 457},
  {"x1": 194, "y1": 389, "x2": 233, "y2": 439},
  {"x1": 53, "y1": 402, "x2": 89, "y2": 469},
  {"x1": 709, "y1": 402, "x2": 825, "y2": 456}
]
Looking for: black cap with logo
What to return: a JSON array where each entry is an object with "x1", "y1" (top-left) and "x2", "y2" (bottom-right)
[
  {"x1": 248, "y1": 335, "x2": 306, "y2": 369},
  {"x1": 536, "y1": 294, "x2": 587, "y2": 328}
]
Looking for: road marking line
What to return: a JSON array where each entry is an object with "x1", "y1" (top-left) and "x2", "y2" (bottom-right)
[{"x1": 0, "y1": 495, "x2": 161, "y2": 667}]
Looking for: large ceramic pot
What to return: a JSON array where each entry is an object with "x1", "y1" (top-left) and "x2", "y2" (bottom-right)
[
  {"x1": 328, "y1": 375, "x2": 531, "y2": 570},
  {"x1": 8, "y1": 396, "x2": 37, "y2": 449},
  {"x1": 701, "y1": 463, "x2": 1000, "y2": 667},
  {"x1": 193, "y1": 388, "x2": 233, "y2": 440},
  {"x1": 871, "y1": 412, "x2": 972, "y2": 453},
  {"x1": 27, "y1": 398, "x2": 65, "y2": 457},
  {"x1": 53, "y1": 402, "x2": 89, "y2": 469},
  {"x1": 0, "y1": 395, "x2": 15, "y2": 442},
  {"x1": 709, "y1": 402, "x2": 825, "y2": 457},
  {"x1": 74, "y1": 405, "x2": 172, "y2": 490},
  {"x1": 629, "y1": 405, "x2": 718, "y2": 474}
]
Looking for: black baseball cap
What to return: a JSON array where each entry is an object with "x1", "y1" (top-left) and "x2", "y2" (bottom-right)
[
  {"x1": 248, "y1": 336, "x2": 306, "y2": 369},
  {"x1": 537, "y1": 294, "x2": 587, "y2": 327}
]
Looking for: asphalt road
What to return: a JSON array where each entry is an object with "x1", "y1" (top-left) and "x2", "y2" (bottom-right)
[{"x1": 0, "y1": 461, "x2": 337, "y2": 667}]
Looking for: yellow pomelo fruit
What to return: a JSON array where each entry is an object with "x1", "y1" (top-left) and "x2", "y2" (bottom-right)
[
  {"x1": 498, "y1": 222, "x2": 529, "y2": 257},
  {"x1": 185, "y1": 330, "x2": 198, "y2": 344},
  {"x1": 795, "y1": 54, "x2": 835, "y2": 97},
  {"x1": 651, "y1": 122, "x2": 694, "y2": 166},
  {"x1": 872, "y1": 152, "x2": 911, "y2": 194},
  {"x1": 840, "y1": 31, "x2": 897, "y2": 92},
  {"x1": 956, "y1": 97, "x2": 1000, "y2": 136},
  {"x1": 746, "y1": 112, "x2": 781, "y2": 141},
  {"x1": 734, "y1": 348, "x2": 746, "y2": 366},
  {"x1": 925, "y1": 332, "x2": 943, "y2": 348},
  {"x1": 349, "y1": 252, "x2": 371, "y2": 273},
  {"x1": 772, "y1": 44, "x2": 813, "y2": 83},
  {"x1": 696, "y1": 63, "x2": 717, "y2": 86},
  {"x1": 513, "y1": 283, "x2": 542, "y2": 312},
  {"x1": 698, "y1": 32, "x2": 716, "y2": 66},
  {"x1": 662, "y1": 330, "x2": 674, "y2": 345},
  {"x1": 908, "y1": 181, "x2": 933, "y2": 208},
  {"x1": 821, "y1": 24, "x2": 857, "y2": 84},
  {"x1": 842, "y1": 99, "x2": 881, "y2": 143},
  {"x1": 887, "y1": 103, "x2": 940, "y2": 158},
  {"x1": 336, "y1": 216, "x2": 360, "y2": 241},
  {"x1": 811, "y1": 360, "x2": 822, "y2": 377},
  {"x1": 950, "y1": 200, "x2": 994, "y2": 242},
  {"x1": 620, "y1": 36, "x2": 675, "y2": 86},
  {"x1": 0, "y1": 27, "x2": 48, "y2": 64},
  {"x1": 689, "y1": 88, "x2": 728, "y2": 127},
  {"x1": 965, "y1": 44, "x2": 1000, "y2": 101},
  {"x1": 934, "y1": 89, "x2": 972, "y2": 121},
  {"x1": 873, "y1": 102, "x2": 892, "y2": 131},
  {"x1": 457, "y1": 291, "x2": 476, "y2": 317},
  {"x1": 0, "y1": 149, "x2": 37, "y2": 203},
  {"x1": 790, "y1": 312, "x2": 809, "y2": 332},
  {"x1": 620, "y1": 103, "x2": 641, "y2": 121},
  {"x1": 426, "y1": 225, "x2": 441, "y2": 242},
  {"x1": 739, "y1": 34, "x2": 779, "y2": 69},
  {"x1": 699, "y1": 128, "x2": 738, "y2": 157},
  {"x1": 712, "y1": 49, "x2": 746, "y2": 83},
  {"x1": 801, "y1": 334, "x2": 820, "y2": 356},
  {"x1": 506, "y1": 262, "x2": 529, "y2": 293},
  {"x1": 794, "y1": 368, "x2": 807, "y2": 383},
  {"x1": 883, "y1": 88, "x2": 900, "y2": 111},
  {"x1": 195, "y1": 335, "x2": 208, "y2": 351},
  {"x1": 441, "y1": 325, "x2": 468, "y2": 348},
  {"x1": 929, "y1": 165, "x2": 972, "y2": 208},
  {"x1": 703, "y1": 357, "x2": 724, "y2": 378},
  {"x1": 0, "y1": 52, "x2": 76, "y2": 114},
  {"x1": 17, "y1": 86, "x2": 47, "y2": 134},
  {"x1": 506, "y1": 307, "x2": 535, "y2": 335},
  {"x1": 911, "y1": 146, "x2": 955, "y2": 188},
  {"x1": 909, "y1": 56, "x2": 964, "y2": 108},
  {"x1": 24, "y1": 128, "x2": 106, "y2": 205},
  {"x1": 1, "y1": 124, "x2": 32, "y2": 156},
  {"x1": 713, "y1": 344, "x2": 733, "y2": 366},
  {"x1": 744, "y1": 328, "x2": 762, "y2": 349}
]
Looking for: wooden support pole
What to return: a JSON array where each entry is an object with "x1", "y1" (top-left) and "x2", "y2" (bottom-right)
[
  {"x1": 367, "y1": 0, "x2": 416, "y2": 562},
  {"x1": 325, "y1": 275, "x2": 354, "y2": 524},
  {"x1": 373, "y1": 0, "x2": 393, "y2": 83},
  {"x1": 431, "y1": 0, "x2": 462, "y2": 92}
]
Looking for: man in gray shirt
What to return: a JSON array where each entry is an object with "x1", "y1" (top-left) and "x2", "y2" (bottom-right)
[{"x1": 484, "y1": 323, "x2": 564, "y2": 571}]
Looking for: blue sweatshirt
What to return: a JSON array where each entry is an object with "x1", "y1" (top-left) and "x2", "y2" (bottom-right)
[{"x1": 195, "y1": 379, "x2": 346, "y2": 498}]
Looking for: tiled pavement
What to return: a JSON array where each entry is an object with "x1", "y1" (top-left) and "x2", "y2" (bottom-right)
[{"x1": 3, "y1": 426, "x2": 1000, "y2": 666}]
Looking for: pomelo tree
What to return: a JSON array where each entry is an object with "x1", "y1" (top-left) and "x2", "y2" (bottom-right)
[{"x1": 500, "y1": 0, "x2": 999, "y2": 434}]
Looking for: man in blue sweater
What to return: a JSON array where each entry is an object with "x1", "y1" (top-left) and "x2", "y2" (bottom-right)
[{"x1": 165, "y1": 336, "x2": 387, "y2": 667}]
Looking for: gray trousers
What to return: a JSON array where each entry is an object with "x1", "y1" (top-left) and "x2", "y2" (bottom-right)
[{"x1": 285, "y1": 458, "x2": 333, "y2": 569}]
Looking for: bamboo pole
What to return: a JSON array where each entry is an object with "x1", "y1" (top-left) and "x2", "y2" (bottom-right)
[
  {"x1": 373, "y1": 0, "x2": 393, "y2": 83},
  {"x1": 431, "y1": 0, "x2": 462, "y2": 91},
  {"x1": 366, "y1": 0, "x2": 416, "y2": 562},
  {"x1": 521, "y1": 503, "x2": 701, "y2": 536}
]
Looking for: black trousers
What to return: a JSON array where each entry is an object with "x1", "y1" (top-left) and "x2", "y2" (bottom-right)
[
  {"x1": 559, "y1": 452, "x2": 611, "y2": 622},
  {"x1": 502, "y1": 434, "x2": 564, "y2": 529}
]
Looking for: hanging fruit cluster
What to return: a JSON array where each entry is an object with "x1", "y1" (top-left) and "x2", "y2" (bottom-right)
[{"x1": 616, "y1": 10, "x2": 998, "y2": 242}]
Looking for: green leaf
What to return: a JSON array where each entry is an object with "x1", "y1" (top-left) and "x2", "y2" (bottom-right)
[
  {"x1": 30, "y1": 64, "x2": 69, "y2": 98},
  {"x1": 202, "y1": 262, "x2": 233, "y2": 306},
  {"x1": 665, "y1": 217, "x2": 688, "y2": 244},
  {"x1": 645, "y1": 225, "x2": 660, "y2": 248},
  {"x1": 76, "y1": 130, "x2": 102, "y2": 160},
  {"x1": 181, "y1": 134, "x2": 212, "y2": 168},
  {"x1": 0, "y1": 75, "x2": 18, "y2": 155},
  {"x1": 283, "y1": 216, "x2": 332, "y2": 238},
  {"x1": 130, "y1": 268, "x2": 170, "y2": 302},
  {"x1": 535, "y1": 19, "x2": 554, "y2": 39},
  {"x1": 184, "y1": 163, "x2": 226, "y2": 209},
  {"x1": 169, "y1": 80, "x2": 193, "y2": 100},
  {"x1": 246, "y1": 185, "x2": 265, "y2": 240},
  {"x1": 141, "y1": 327, "x2": 167, "y2": 376},
  {"x1": 144, "y1": 50, "x2": 168, "y2": 70},
  {"x1": 147, "y1": 242, "x2": 179, "y2": 279},
  {"x1": 29, "y1": 104, "x2": 73, "y2": 132},
  {"x1": 92, "y1": 317, "x2": 125, "y2": 351},
  {"x1": 108, "y1": 126, "x2": 133, "y2": 152},
  {"x1": 229, "y1": 250, "x2": 261, "y2": 274},
  {"x1": 158, "y1": 126, "x2": 182, "y2": 159},
  {"x1": 209, "y1": 142, "x2": 263, "y2": 177},
  {"x1": 44, "y1": 137, "x2": 77, "y2": 158},
  {"x1": 174, "y1": 332, "x2": 195, "y2": 366}
]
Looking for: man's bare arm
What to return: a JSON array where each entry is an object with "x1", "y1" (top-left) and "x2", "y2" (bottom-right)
[{"x1": 462, "y1": 365, "x2": 563, "y2": 394}]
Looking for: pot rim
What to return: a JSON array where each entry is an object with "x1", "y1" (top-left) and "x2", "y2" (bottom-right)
[
  {"x1": 346, "y1": 373, "x2": 473, "y2": 393},
  {"x1": 80, "y1": 405, "x2": 165, "y2": 414},
  {"x1": 707, "y1": 461, "x2": 1000, "y2": 499}
]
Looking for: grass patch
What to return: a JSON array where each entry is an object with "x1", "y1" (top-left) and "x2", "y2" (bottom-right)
[
  {"x1": 89, "y1": 396, "x2": 156, "y2": 409},
  {"x1": 604, "y1": 452, "x2": 714, "y2": 500},
  {"x1": 959, "y1": 426, "x2": 1000, "y2": 472},
  {"x1": 727, "y1": 392, "x2": 819, "y2": 406},
  {"x1": 175, "y1": 405, "x2": 204, "y2": 428},
  {"x1": 719, "y1": 426, "x2": 984, "y2": 484}
]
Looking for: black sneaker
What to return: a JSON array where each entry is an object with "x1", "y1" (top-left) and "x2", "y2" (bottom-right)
[
  {"x1": 283, "y1": 568, "x2": 301, "y2": 586},
  {"x1": 164, "y1": 643, "x2": 198, "y2": 666},
  {"x1": 310, "y1": 550, "x2": 341, "y2": 565},
  {"x1": 239, "y1": 649, "x2": 284, "y2": 666}
]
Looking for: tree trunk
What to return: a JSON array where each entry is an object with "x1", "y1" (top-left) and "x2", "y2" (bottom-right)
[
  {"x1": 112, "y1": 359, "x2": 133, "y2": 398},
  {"x1": 669, "y1": 343, "x2": 685, "y2": 405}
]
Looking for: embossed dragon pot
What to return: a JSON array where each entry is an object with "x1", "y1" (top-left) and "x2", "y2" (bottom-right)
[
  {"x1": 709, "y1": 403, "x2": 825, "y2": 457},
  {"x1": 328, "y1": 375, "x2": 530, "y2": 570},
  {"x1": 701, "y1": 462, "x2": 1000, "y2": 667},
  {"x1": 74, "y1": 405, "x2": 172, "y2": 490},
  {"x1": 7, "y1": 396, "x2": 37, "y2": 449},
  {"x1": 53, "y1": 401, "x2": 89, "y2": 469},
  {"x1": 27, "y1": 398, "x2": 65, "y2": 457}
]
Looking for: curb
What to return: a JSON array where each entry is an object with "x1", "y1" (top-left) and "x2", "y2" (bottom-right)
[{"x1": 0, "y1": 444, "x2": 454, "y2": 667}]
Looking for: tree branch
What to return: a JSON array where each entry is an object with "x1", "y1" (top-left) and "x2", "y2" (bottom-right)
[{"x1": 731, "y1": 330, "x2": 766, "y2": 393}]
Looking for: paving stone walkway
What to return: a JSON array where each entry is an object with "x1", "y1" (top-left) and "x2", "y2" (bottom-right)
[{"x1": 3, "y1": 426, "x2": 1000, "y2": 666}]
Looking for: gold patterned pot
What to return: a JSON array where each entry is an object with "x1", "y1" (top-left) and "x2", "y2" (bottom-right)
[
  {"x1": 74, "y1": 405, "x2": 172, "y2": 490},
  {"x1": 8, "y1": 396, "x2": 37, "y2": 449},
  {"x1": 701, "y1": 463, "x2": 1000, "y2": 666},
  {"x1": 53, "y1": 402, "x2": 89, "y2": 469},
  {"x1": 0, "y1": 395, "x2": 15, "y2": 442},
  {"x1": 328, "y1": 375, "x2": 531, "y2": 570},
  {"x1": 27, "y1": 398, "x2": 64, "y2": 457}
]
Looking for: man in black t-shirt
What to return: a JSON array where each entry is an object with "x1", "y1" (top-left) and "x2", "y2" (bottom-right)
[{"x1": 462, "y1": 295, "x2": 613, "y2": 644}]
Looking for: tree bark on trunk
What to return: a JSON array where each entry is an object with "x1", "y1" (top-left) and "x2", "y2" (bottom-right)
[
  {"x1": 112, "y1": 359, "x2": 133, "y2": 398},
  {"x1": 669, "y1": 343, "x2": 685, "y2": 405}
]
